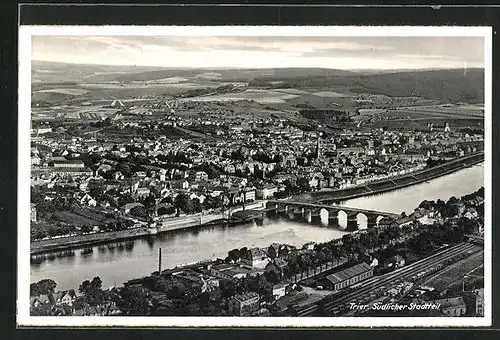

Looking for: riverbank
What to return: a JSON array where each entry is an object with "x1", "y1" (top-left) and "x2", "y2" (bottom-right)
[
  {"x1": 30, "y1": 201, "x2": 268, "y2": 255},
  {"x1": 310, "y1": 152, "x2": 484, "y2": 203},
  {"x1": 30, "y1": 154, "x2": 482, "y2": 255},
  {"x1": 30, "y1": 218, "x2": 232, "y2": 255}
]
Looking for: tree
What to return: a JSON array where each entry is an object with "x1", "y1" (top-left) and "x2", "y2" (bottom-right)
[
  {"x1": 78, "y1": 276, "x2": 105, "y2": 306},
  {"x1": 296, "y1": 177, "x2": 311, "y2": 193},
  {"x1": 114, "y1": 286, "x2": 152, "y2": 316},
  {"x1": 157, "y1": 205, "x2": 176, "y2": 216},
  {"x1": 191, "y1": 198, "x2": 203, "y2": 213},
  {"x1": 80, "y1": 224, "x2": 93, "y2": 233},
  {"x1": 143, "y1": 194, "x2": 156, "y2": 210},
  {"x1": 130, "y1": 205, "x2": 148, "y2": 219},
  {"x1": 30, "y1": 279, "x2": 57, "y2": 296},
  {"x1": 227, "y1": 249, "x2": 241, "y2": 263},
  {"x1": 174, "y1": 193, "x2": 192, "y2": 215}
]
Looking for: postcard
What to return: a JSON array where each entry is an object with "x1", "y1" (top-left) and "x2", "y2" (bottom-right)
[{"x1": 17, "y1": 25, "x2": 492, "y2": 327}]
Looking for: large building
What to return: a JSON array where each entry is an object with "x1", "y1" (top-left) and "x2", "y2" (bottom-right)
[
  {"x1": 228, "y1": 292, "x2": 260, "y2": 316},
  {"x1": 323, "y1": 262, "x2": 373, "y2": 291},
  {"x1": 431, "y1": 297, "x2": 467, "y2": 317},
  {"x1": 242, "y1": 248, "x2": 270, "y2": 269},
  {"x1": 52, "y1": 159, "x2": 85, "y2": 168},
  {"x1": 474, "y1": 288, "x2": 484, "y2": 316}
]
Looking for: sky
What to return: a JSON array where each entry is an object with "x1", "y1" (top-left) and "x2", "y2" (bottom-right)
[{"x1": 31, "y1": 35, "x2": 485, "y2": 70}]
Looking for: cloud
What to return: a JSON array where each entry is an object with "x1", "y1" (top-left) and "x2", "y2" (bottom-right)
[{"x1": 31, "y1": 35, "x2": 484, "y2": 70}]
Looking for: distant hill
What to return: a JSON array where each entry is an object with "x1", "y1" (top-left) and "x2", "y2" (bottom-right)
[
  {"x1": 352, "y1": 69, "x2": 484, "y2": 103},
  {"x1": 114, "y1": 67, "x2": 359, "y2": 83},
  {"x1": 253, "y1": 68, "x2": 484, "y2": 103},
  {"x1": 31, "y1": 61, "x2": 484, "y2": 103}
]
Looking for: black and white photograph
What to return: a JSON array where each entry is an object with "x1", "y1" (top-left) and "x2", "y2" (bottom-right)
[{"x1": 17, "y1": 26, "x2": 492, "y2": 327}]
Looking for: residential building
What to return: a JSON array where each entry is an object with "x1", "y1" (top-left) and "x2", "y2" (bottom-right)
[
  {"x1": 243, "y1": 187, "x2": 256, "y2": 202},
  {"x1": 272, "y1": 283, "x2": 287, "y2": 300},
  {"x1": 256, "y1": 185, "x2": 278, "y2": 199},
  {"x1": 242, "y1": 248, "x2": 270, "y2": 269},
  {"x1": 135, "y1": 187, "x2": 151, "y2": 198},
  {"x1": 228, "y1": 292, "x2": 260, "y2": 316},
  {"x1": 431, "y1": 297, "x2": 467, "y2": 317},
  {"x1": 474, "y1": 288, "x2": 484, "y2": 316},
  {"x1": 30, "y1": 203, "x2": 37, "y2": 222},
  {"x1": 52, "y1": 159, "x2": 85, "y2": 168}
]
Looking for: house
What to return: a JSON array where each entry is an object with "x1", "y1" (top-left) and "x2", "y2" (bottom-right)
[
  {"x1": 52, "y1": 159, "x2": 85, "y2": 168},
  {"x1": 272, "y1": 283, "x2": 287, "y2": 300},
  {"x1": 228, "y1": 292, "x2": 260, "y2": 316},
  {"x1": 30, "y1": 203, "x2": 37, "y2": 222},
  {"x1": 323, "y1": 262, "x2": 373, "y2": 291},
  {"x1": 431, "y1": 296, "x2": 467, "y2": 317},
  {"x1": 243, "y1": 187, "x2": 256, "y2": 202},
  {"x1": 264, "y1": 258, "x2": 288, "y2": 277},
  {"x1": 113, "y1": 171, "x2": 124, "y2": 180},
  {"x1": 474, "y1": 288, "x2": 484, "y2": 316},
  {"x1": 194, "y1": 171, "x2": 209, "y2": 181},
  {"x1": 384, "y1": 254, "x2": 406, "y2": 269},
  {"x1": 242, "y1": 247, "x2": 270, "y2": 269},
  {"x1": 78, "y1": 193, "x2": 97, "y2": 207},
  {"x1": 30, "y1": 294, "x2": 52, "y2": 308},
  {"x1": 135, "y1": 187, "x2": 151, "y2": 198},
  {"x1": 171, "y1": 180, "x2": 189, "y2": 190},
  {"x1": 189, "y1": 192, "x2": 206, "y2": 204},
  {"x1": 255, "y1": 185, "x2": 278, "y2": 199},
  {"x1": 53, "y1": 290, "x2": 78, "y2": 306}
]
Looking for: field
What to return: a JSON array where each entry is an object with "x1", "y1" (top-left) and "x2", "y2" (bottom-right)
[
  {"x1": 182, "y1": 89, "x2": 301, "y2": 104},
  {"x1": 31, "y1": 62, "x2": 485, "y2": 125},
  {"x1": 422, "y1": 251, "x2": 484, "y2": 292},
  {"x1": 311, "y1": 91, "x2": 349, "y2": 98},
  {"x1": 34, "y1": 88, "x2": 90, "y2": 95},
  {"x1": 367, "y1": 117, "x2": 484, "y2": 130},
  {"x1": 54, "y1": 211, "x2": 101, "y2": 227}
]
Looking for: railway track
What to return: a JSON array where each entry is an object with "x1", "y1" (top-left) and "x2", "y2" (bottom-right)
[{"x1": 295, "y1": 242, "x2": 482, "y2": 316}]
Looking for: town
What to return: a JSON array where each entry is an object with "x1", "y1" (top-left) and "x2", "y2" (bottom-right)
[
  {"x1": 30, "y1": 187, "x2": 485, "y2": 317},
  {"x1": 29, "y1": 95, "x2": 485, "y2": 317},
  {"x1": 29, "y1": 100, "x2": 484, "y2": 243}
]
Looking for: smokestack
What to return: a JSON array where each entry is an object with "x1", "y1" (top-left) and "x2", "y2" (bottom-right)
[{"x1": 158, "y1": 248, "x2": 162, "y2": 274}]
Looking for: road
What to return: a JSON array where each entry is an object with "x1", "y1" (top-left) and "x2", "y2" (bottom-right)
[{"x1": 295, "y1": 242, "x2": 482, "y2": 316}]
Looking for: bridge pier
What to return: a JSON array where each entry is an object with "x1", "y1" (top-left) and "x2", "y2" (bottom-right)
[
  {"x1": 277, "y1": 205, "x2": 288, "y2": 217},
  {"x1": 304, "y1": 209, "x2": 312, "y2": 224},
  {"x1": 293, "y1": 207, "x2": 304, "y2": 220},
  {"x1": 347, "y1": 212, "x2": 358, "y2": 231},
  {"x1": 311, "y1": 209, "x2": 322, "y2": 225},
  {"x1": 328, "y1": 213, "x2": 338, "y2": 227},
  {"x1": 367, "y1": 216, "x2": 378, "y2": 229}
]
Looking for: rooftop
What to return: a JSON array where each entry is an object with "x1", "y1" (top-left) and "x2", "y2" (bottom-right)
[{"x1": 325, "y1": 262, "x2": 372, "y2": 285}]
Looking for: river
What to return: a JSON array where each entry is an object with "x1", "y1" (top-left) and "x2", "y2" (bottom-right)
[{"x1": 30, "y1": 163, "x2": 484, "y2": 291}]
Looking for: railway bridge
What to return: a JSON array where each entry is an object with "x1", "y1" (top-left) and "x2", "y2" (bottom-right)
[{"x1": 265, "y1": 200, "x2": 400, "y2": 231}]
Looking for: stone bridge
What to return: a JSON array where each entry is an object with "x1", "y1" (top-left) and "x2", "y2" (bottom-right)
[{"x1": 265, "y1": 200, "x2": 400, "y2": 231}]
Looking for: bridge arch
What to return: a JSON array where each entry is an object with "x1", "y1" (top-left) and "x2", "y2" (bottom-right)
[
  {"x1": 319, "y1": 208, "x2": 329, "y2": 226},
  {"x1": 337, "y1": 210, "x2": 348, "y2": 230},
  {"x1": 357, "y1": 213, "x2": 368, "y2": 230},
  {"x1": 376, "y1": 215, "x2": 385, "y2": 225},
  {"x1": 266, "y1": 201, "x2": 278, "y2": 210}
]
